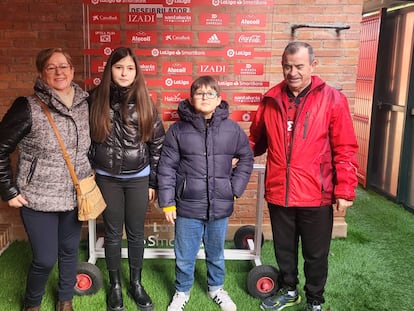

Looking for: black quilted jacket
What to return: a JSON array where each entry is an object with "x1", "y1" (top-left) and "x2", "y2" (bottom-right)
[{"x1": 89, "y1": 84, "x2": 165, "y2": 189}]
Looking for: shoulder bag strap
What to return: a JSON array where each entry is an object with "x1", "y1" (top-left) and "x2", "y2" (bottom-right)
[{"x1": 34, "y1": 94, "x2": 81, "y2": 196}]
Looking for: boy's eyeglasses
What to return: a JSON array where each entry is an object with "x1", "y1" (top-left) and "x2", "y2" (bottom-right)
[
  {"x1": 193, "y1": 91, "x2": 218, "y2": 99},
  {"x1": 44, "y1": 63, "x2": 72, "y2": 73}
]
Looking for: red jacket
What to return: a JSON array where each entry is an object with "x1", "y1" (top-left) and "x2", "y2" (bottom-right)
[{"x1": 249, "y1": 76, "x2": 358, "y2": 207}]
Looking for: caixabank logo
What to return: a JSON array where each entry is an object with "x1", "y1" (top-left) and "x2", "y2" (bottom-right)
[
  {"x1": 90, "y1": 12, "x2": 120, "y2": 24},
  {"x1": 163, "y1": 32, "x2": 193, "y2": 44}
]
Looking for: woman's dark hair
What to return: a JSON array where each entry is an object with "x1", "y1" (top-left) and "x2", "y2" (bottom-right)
[
  {"x1": 35, "y1": 48, "x2": 73, "y2": 72},
  {"x1": 89, "y1": 47, "x2": 156, "y2": 143}
]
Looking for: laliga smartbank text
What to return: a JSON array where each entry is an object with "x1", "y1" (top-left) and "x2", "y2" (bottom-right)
[{"x1": 145, "y1": 222, "x2": 174, "y2": 247}]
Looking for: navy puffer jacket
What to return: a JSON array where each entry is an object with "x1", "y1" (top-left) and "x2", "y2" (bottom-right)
[{"x1": 157, "y1": 99, "x2": 254, "y2": 220}]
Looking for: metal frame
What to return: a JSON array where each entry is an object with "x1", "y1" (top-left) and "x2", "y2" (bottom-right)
[
  {"x1": 87, "y1": 164, "x2": 266, "y2": 267},
  {"x1": 291, "y1": 23, "x2": 350, "y2": 35}
]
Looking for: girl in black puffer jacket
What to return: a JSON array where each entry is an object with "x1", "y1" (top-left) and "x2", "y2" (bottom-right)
[{"x1": 89, "y1": 47, "x2": 165, "y2": 311}]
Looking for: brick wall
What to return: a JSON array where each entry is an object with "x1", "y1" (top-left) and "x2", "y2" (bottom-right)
[{"x1": 0, "y1": 0, "x2": 363, "y2": 241}]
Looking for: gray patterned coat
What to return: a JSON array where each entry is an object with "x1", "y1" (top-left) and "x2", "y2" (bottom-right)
[{"x1": 0, "y1": 77, "x2": 93, "y2": 212}]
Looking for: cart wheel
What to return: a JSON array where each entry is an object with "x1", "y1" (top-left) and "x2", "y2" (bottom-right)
[
  {"x1": 74, "y1": 262, "x2": 103, "y2": 296},
  {"x1": 233, "y1": 225, "x2": 264, "y2": 249},
  {"x1": 247, "y1": 265, "x2": 279, "y2": 299}
]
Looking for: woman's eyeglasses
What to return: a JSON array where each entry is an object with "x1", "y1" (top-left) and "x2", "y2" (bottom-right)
[{"x1": 44, "y1": 63, "x2": 72, "y2": 73}]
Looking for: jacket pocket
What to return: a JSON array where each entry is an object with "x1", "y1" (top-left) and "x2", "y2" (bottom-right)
[
  {"x1": 216, "y1": 177, "x2": 234, "y2": 201},
  {"x1": 175, "y1": 173, "x2": 186, "y2": 200},
  {"x1": 319, "y1": 163, "x2": 325, "y2": 193}
]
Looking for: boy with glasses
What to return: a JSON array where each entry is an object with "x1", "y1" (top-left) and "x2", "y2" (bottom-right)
[{"x1": 157, "y1": 75, "x2": 254, "y2": 311}]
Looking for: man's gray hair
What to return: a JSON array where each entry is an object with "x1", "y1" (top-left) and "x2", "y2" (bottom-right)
[{"x1": 282, "y1": 41, "x2": 315, "y2": 64}]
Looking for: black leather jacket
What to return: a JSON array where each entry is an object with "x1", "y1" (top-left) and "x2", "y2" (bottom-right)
[{"x1": 89, "y1": 85, "x2": 165, "y2": 189}]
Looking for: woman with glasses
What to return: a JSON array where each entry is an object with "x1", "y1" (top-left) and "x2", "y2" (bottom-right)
[
  {"x1": 0, "y1": 48, "x2": 92, "y2": 311},
  {"x1": 157, "y1": 75, "x2": 254, "y2": 311}
]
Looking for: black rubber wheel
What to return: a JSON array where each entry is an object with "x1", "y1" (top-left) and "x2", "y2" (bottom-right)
[
  {"x1": 74, "y1": 262, "x2": 103, "y2": 296},
  {"x1": 233, "y1": 225, "x2": 264, "y2": 249},
  {"x1": 247, "y1": 265, "x2": 279, "y2": 299}
]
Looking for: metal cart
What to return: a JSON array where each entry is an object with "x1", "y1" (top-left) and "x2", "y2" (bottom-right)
[{"x1": 74, "y1": 164, "x2": 279, "y2": 299}]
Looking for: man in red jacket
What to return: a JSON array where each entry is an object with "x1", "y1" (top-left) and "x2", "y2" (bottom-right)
[{"x1": 249, "y1": 41, "x2": 358, "y2": 311}]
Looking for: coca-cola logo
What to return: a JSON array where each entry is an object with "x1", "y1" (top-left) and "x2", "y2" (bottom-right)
[{"x1": 236, "y1": 33, "x2": 265, "y2": 45}]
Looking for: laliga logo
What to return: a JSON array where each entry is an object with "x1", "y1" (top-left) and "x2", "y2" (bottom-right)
[
  {"x1": 165, "y1": 0, "x2": 174, "y2": 5},
  {"x1": 91, "y1": 0, "x2": 99, "y2": 4},
  {"x1": 242, "y1": 112, "x2": 251, "y2": 122},
  {"x1": 103, "y1": 47, "x2": 113, "y2": 56},
  {"x1": 93, "y1": 78, "x2": 101, "y2": 86},
  {"x1": 165, "y1": 78, "x2": 174, "y2": 87},
  {"x1": 227, "y1": 49, "x2": 235, "y2": 58},
  {"x1": 212, "y1": 0, "x2": 220, "y2": 6},
  {"x1": 151, "y1": 49, "x2": 160, "y2": 57}
]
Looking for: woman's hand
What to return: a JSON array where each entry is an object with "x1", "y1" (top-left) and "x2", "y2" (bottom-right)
[{"x1": 8, "y1": 194, "x2": 28, "y2": 208}]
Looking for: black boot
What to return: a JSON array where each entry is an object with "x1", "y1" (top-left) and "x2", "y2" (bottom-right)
[
  {"x1": 107, "y1": 270, "x2": 125, "y2": 311},
  {"x1": 129, "y1": 268, "x2": 153, "y2": 311}
]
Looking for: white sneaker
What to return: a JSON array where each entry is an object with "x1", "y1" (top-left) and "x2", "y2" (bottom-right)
[
  {"x1": 208, "y1": 288, "x2": 237, "y2": 311},
  {"x1": 167, "y1": 291, "x2": 190, "y2": 311}
]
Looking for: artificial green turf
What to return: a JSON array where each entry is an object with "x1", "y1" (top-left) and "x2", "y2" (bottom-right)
[{"x1": 0, "y1": 186, "x2": 413, "y2": 310}]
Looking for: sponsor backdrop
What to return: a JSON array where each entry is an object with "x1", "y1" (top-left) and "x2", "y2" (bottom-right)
[
  {"x1": 0, "y1": 0, "x2": 363, "y2": 241},
  {"x1": 83, "y1": 0, "x2": 273, "y2": 124}
]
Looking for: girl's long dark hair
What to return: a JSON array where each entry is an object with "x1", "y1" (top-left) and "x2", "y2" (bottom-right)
[{"x1": 89, "y1": 47, "x2": 156, "y2": 143}]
